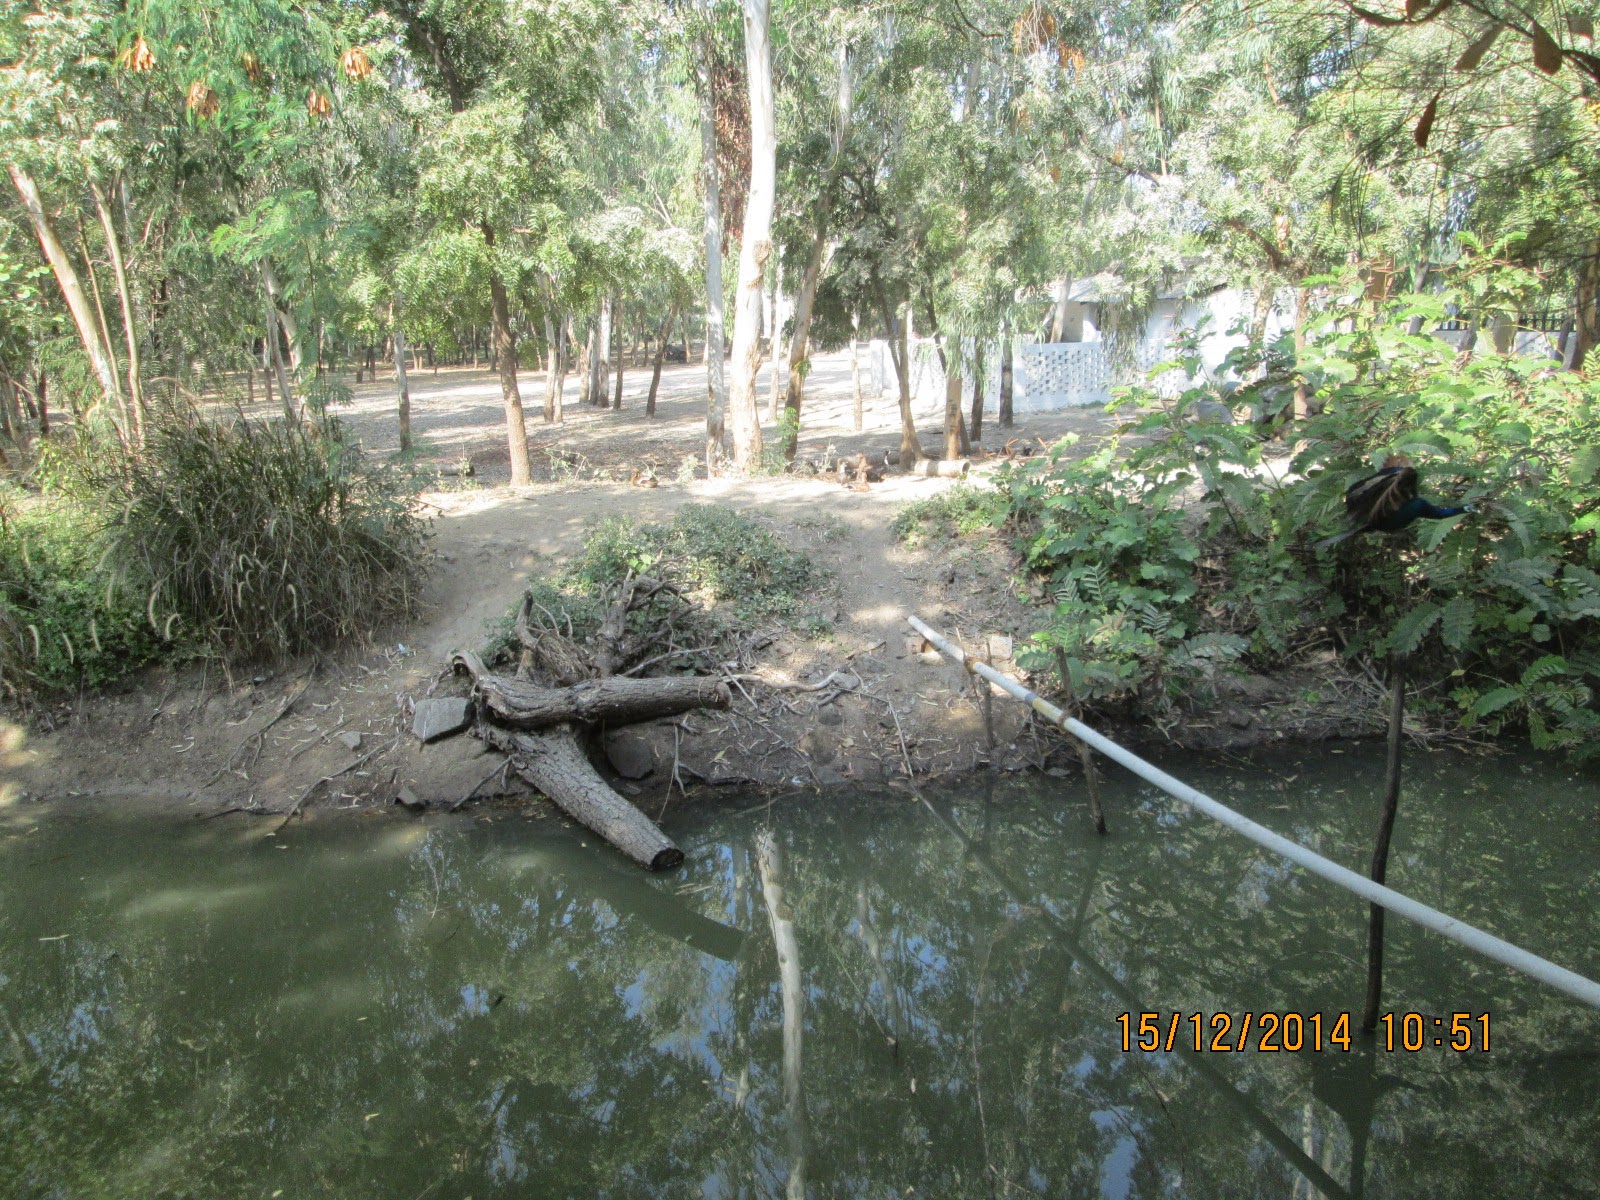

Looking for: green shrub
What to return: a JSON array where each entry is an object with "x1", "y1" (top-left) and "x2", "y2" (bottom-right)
[
  {"x1": 569, "y1": 504, "x2": 818, "y2": 622},
  {"x1": 890, "y1": 484, "x2": 1010, "y2": 545},
  {"x1": 1001, "y1": 259, "x2": 1600, "y2": 757},
  {"x1": 95, "y1": 411, "x2": 431, "y2": 662},
  {"x1": 0, "y1": 489, "x2": 163, "y2": 694}
]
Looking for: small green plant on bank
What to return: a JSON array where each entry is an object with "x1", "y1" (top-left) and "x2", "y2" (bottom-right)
[
  {"x1": 0, "y1": 487, "x2": 165, "y2": 694},
  {"x1": 490, "y1": 505, "x2": 827, "y2": 663},
  {"x1": 920, "y1": 255, "x2": 1600, "y2": 759},
  {"x1": 890, "y1": 484, "x2": 1010, "y2": 546}
]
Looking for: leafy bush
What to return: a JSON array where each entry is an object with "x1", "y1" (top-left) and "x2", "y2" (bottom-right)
[
  {"x1": 95, "y1": 411, "x2": 431, "y2": 662},
  {"x1": 569, "y1": 504, "x2": 819, "y2": 622},
  {"x1": 890, "y1": 484, "x2": 1010, "y2": 545},
  {"x1": 1000, "y1": 263, "x2": 1600, "y2": 757},
  {"x1": 0, "y1": 489, "x2": 163, "y2": 694}
]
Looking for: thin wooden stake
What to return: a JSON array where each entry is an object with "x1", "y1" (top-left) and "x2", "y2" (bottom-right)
[
  {"x1": 1056, "y1": 648, "x2": 1107, "y2": 835},
  {"x1": 1362, "y1": 659, "x2": 1406, "y2": 1032}
]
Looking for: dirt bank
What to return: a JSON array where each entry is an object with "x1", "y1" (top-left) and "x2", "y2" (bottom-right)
[{"x1": 2, "y1": 350, "x2": 1397, "y2": 822}]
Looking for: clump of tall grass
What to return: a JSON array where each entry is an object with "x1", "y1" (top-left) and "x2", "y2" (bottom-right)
[{"x1": 97, "y1": 410, "x2": 430, "y2": 662}]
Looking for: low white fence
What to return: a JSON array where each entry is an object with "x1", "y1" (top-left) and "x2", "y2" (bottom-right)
[{"x1": 867, "y1": 337, "x2": 1188, "y2": 413}]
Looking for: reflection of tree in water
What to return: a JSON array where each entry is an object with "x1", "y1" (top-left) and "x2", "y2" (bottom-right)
[{"x1": 1, "y1": 761, "x2": 1597, "y2": 1197}]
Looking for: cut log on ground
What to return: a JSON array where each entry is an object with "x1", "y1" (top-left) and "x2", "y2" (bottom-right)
[{"x1": 454, "y1": 651, "x2": 730, "y2": 730}]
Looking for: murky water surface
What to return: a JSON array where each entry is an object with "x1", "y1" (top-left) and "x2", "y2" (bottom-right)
[{"x1": 2, "y1": 748, "x2": 1597, "y2": 1199}]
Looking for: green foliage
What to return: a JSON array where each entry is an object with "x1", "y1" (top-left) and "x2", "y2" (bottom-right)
[
  {"x1": 95, "y1": 411, "x2": 431, "y2": 663},
  {"x1": 569, "y1": 504, "x2": 818, "y2": 623},
  {"x1": 0, "y1": 488, "x2": 163, "y2": 694},
  {"x1": 995, "y1": 267, "x2": 1600, "y2": 753},
  {"x1": 890, "y1": 485, "x2": 1009, "y2": 546}
]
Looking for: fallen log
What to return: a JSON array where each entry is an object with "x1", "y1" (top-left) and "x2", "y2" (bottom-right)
[
  {"x1": 481, "y1": 724, "x2": 685, "y2": 871},
  {"x1": 454, "y1": 651, "x2": 730, "y2": 730},
  {"x1": 909, "y1": 457, "x2": 970, "y2": 478}
]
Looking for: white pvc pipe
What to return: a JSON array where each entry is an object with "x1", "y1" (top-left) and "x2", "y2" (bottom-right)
[{"x1": 908, "y1": 615, "x2": 1600, "y2": 1012}]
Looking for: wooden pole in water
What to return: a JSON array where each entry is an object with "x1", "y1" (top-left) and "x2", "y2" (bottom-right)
[
  {"x1": 1362, "y1": 659, "x2": 1406, "y2": 1033},
  {"x1": 1056, "y1": 648, "x2": 1107, "y2": 835}
]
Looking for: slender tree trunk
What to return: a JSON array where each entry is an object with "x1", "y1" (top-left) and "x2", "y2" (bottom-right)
[
  {"x1": 1288, "y1": 285, "x2": 1313, "y2": 424},
  {"x1": 647, "y1": 303, "x2": 678, "y2": 417},
  {"x1": 262, "y1": 338, "x2": 274, "y2": 414},
  {"x1": 550, "y1": 315, "x2": 569, "y2": 426},
  {"x1": 1049, "y1": 277, "x2": 1072, "y2": 341},
  {"x1": 261, "y1": 259, "x2": 302, "y2": 374},
  {"x1": 781, "y1": 233, "x2": 825, "y2": 461},
  {"x1": 1572, "y1": 241, "x2": 1600, "y2": 371},
  {"x1": 695, "y1": 22, "x2": 729, "y2": 472},
  {"x1": 483, "y1": 224, "x2": 532, "y2": 486},
  {"x1": 968, "y1": 339, "x2": 985, "y2": 445},
  {"x1": 1251, "y1": 277, "x2": 1275, "y2": 378},
  {"x1": 726, "y1": 0, "x2": 775, "y2": 473},
  {"x1": 76, "y1": 222, "x2": 125, "y2": 421},
  {"x1": 877, "y1": 291, "x2": 920, "y2": 466},
  {"x1": 767, "y1": 260, "x2": 784, "y2": 421},
  {"x1": 942, "y1": 368, "x2": 964, "y2": 460},
  {"x1": 999, "y1": 319, "x2": 1014, "y2": 428},
  {"x1": 263, "y1": 293, "x2": 296, "y2": 420},
  {"x1": 542, "y1": 310, "x2": 559, "y2": 423},
  {"x1": 849, "y1": 314, "x2": 863, "y2": 433},
  {"x1": 612, "y1": 295, "x2": 624, "y2": 410},
  {"x1": 392, "y1": 320, "x2": 412, "y2": 454},
  {"x1": 36, "y1": 371, "x2": 49, "y2": 437},
  {"x1": 7, "y1": 165, "x2": 119, "y2": 402}
]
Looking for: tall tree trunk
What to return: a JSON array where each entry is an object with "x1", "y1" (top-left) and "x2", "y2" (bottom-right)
[
  {"x1": 1572, "y1": 240, "x2": 1600, "y2": 372},
  {"x1": 7, "y1": 165, "x2": 119, "y2": 402},
  {"x1": 877, "y1": 290, "x2": 920, "y2": 466},
  {"x1": 36, "y1": 371, "x2": 49, "y2": 438},
  {"x1": 612, "y1": 295, "x2": 624, "y2": 410},
  {"x1": 767, "y1": 259, "x2": 783, "y2": 421},
  {"x1": 998, "y1": 318, "x2": 1014, "y2": 428},
  {"x1": 77, "y1": 222, "x2": 125, "y2": 420},
  {"x1": 694, "y1": 22, "x2": 729, "y2": 472},
  {"x1": 647, "y1": 303, "x2": 678, "y2": 417},
  {"x1": 263, "y1": 293, "x2": 296, "y2": 420},
  {"x1": 552, "y1": 314, "x2": 570, "y2": 425},
  {"x1": 262, "y1": 338, "x2": 274, "y2": 414},
  {"x1": 392, "y1": 319, "x2": 412, "y2": 454},
  {"x1": 483, "y1": 224, "x2": 532, "y2": 486},
  {"x1": 968, "y1": 339, "x2": 985, "y2": 445},
  {"x1": 781, "y1": 40, "x2": 853, "y2": 463},
  {"x1": 542, "y1": 310, "x2": 559, "y2": 423},
  {"x1": 726, "y1": 0, "x2": 775, "y2": 473},
  {"x1": 849, "y1": 313, "x2": 863, "y2": 433},
  {"x1": 261, "y1": 259, "x2": 303, "y2": 374},
  {"x1": 942, "y1": 368, "x2": 964, "y2": 460},
  {"x1": 1291, "y1": 285, "x2": 1312, "y2": 424},
  {"x1": 1049, "y1": 277, "x2": 1072, "y2": 341}
]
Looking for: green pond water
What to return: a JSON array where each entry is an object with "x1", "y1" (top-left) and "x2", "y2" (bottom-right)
[{"x1": 2, "y1": 748, "x2": 1597, "y2": 1199}]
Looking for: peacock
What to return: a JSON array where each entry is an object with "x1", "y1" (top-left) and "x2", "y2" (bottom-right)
[{"x1": 1314, "y1": 453, "x2": 1475, "y2": 550}]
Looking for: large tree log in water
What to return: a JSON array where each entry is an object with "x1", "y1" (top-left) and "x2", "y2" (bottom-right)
[
  {"x1": 449, "y1": 576, "x2": 731, "y2": 871},
  {"x1": 480, "y1": 724, "x2": 684, "y2": 871}
]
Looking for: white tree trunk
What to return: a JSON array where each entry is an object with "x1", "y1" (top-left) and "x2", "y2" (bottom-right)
[
  {"x1": 726, "y1": 0, "x2": 775, "y2": 474},
  {"x1": 392, "y1": 320, "x2": 412, "y2": 453},
  {"x1": 695, "y1": 19, "x2": 729, "y2": 473},
  {"x1": 7, "y1": 165, "x2": 119, "y2": 403}
]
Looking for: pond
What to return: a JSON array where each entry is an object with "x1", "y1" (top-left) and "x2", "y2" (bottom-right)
[{"x1": 2, "y1": 747, "x2": 1597, "y2": 1198}]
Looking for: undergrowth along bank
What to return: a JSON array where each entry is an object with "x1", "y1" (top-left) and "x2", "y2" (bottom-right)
[
  {"x1": 486, "y1": 504, "x2": 828, "y2": 670},
  {"x1": 897, "y1": 272, "x2": 1600, "y2": 762},
  {"x1": 1, "y1": 409, "x2": 431, "y2": 696}
]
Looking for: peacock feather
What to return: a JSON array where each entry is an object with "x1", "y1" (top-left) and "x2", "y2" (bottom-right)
[{"x1": 1316, "y1": 454, "x2": 1474, "y2": 549}]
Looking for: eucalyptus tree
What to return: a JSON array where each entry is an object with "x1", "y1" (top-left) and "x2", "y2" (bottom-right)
[{"x1": 388, "y1": 0, "x2": 612, "y2": 485}]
